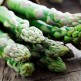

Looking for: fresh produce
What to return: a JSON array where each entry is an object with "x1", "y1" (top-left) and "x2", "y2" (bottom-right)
[
  {"x1": 7, "y1": 0, "x2": 81, "y2": 27},
  {"x1": 0, "y1": 30, "x2": 35, "y2": 76},
  {"x1": 42, "y1": 37, "x2": 69, "y2": 58},
  {"x1": 6, "y1": 58, "x2": 34, "y2": 76},
  {"x1": 18, "y1": 36, "x2": 69, "y2": 58},
  {"x1": 0, "y1": 6, "x2": 69, "y2": 58},
  {"x1": 0, "y1": 30, "x2": 31, "y2": 62},
  {"x1": 39, "y1": 56, "x2": 66, "y2": 72},
  {"x1": 0, "y1": 0, "x2": 79, "y2": 76},
  {"x1": 0, "y1": 6, "x2": 45, "y2": 44},
  {"x1": 31, "y1": 20, "x2": 81, "y2": 44}
]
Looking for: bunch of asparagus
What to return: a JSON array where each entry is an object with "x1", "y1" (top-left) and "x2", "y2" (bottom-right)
[
  {"x1": 6, "y1": 0, "x2": 81, "y2": 45},
  {"x1": 6, "y1": 0, "x2": 81, "y2": 27},
  {"x1": 0, "y1": 0, "x2": 80, "y2": 76},
  {"x1": 0, "y1": 6, "x2": 70, "y2": 76}
]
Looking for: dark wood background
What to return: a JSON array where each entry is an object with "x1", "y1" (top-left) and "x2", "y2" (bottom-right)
[
  {"x1": 0, "y1": 0, "x2": 81, "y2": 81},
  {"x1": 39, "y1": 0, "x2": 81, "y2": 13}
]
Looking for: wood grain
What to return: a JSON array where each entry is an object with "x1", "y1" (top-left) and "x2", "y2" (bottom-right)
[{"x1": 0, "y1": 59, "x2": 81, "y2": 81}]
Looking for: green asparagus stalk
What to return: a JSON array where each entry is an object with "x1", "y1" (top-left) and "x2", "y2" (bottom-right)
[
  {"x1": 6, "y1": 0, "x2": 81, "y2": 27},
  {"x1": 0, "y1": 30, "x2": 35, "y2": 76},
  {"x1": 0, "y1": 30, "x2": 31, "y2": 62},
  {"x1": 31, "y1": 20, "x2": 81, "y2": 44},
  {"x1": 39, "y1": 56, "x2": 66, "y2": 72},
  {"x1": 0, "y1": 6, "x2": 45, "y2": 44},
  {"x1": 25, "y1": 38, "x2": 70, "y2": 58},
  {"x1": 6, "y1": 58, "x2": 35, "y2": 76},
  {"x1": 42, "y1": 37, "x2": 69, "y2": 58},
  {"x1": 14, "y1": 35, "x2": 69, "y2": 58}
]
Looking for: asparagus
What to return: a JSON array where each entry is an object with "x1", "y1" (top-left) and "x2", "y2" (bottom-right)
[
  {"x1": 23, "y1": 37, "x2": 69, "y2": 58},
  {"x1": 39, "y1": 56, "x2": 66, "y2": 72},
  {"x1": 6, "y1": 58, "x2": 35, "y2": 76},
  {"x1": 6, "y1": 0, "x2": 81, "y2": 27},
  {"x1": 0, "y1": 6, "x2": 45, "y2": 44},
  {"x1": 31, "y1": 20, "x2": 81, "y2": 44},
  {"x1": 0, "y1": 30, "x2": 31, "y2": 62},
  {"x1": 0, "y1": 30, "x2": 35, "y2": 76},
  {"x1": 42, "y1": 37, "x2": 69, "y2": 58},
  {"x1": 0, "y1": 6, "x2": 69, "y2": 58}
]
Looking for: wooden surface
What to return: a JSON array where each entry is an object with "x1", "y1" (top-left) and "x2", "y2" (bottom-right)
[
  {"x1": 1, "y1": 59, "x2": 81, "y2": 81},
  {"x1": 1, "y1": 0, "x2": 81, "y2": 81}
]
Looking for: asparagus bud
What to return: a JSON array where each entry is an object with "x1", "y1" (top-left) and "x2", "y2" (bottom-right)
[
  {"x1": 39, "y1": 56, "x2": 66, "y2": 72},
  {"x1": 7, "y1": 0, "x2": 81, "y2": 27},
  {"x1": 43, "y1": 38, "x2": 69, "y2": 57},
  {"x1": 26, "y1": 37, "x2": 69, "y2": 58},
  {"x1": 0, "y1": 6, "x2": 45, "y2": 44},
  {"x1": 6, "y1": 58, "x2": 35, "y2": 76},
  {"x1": 31, "y1": 20, "x2": 81, "y2": 44},
  {"x1": 0, "y1": 30, "x2": 31, "y2": 62}
]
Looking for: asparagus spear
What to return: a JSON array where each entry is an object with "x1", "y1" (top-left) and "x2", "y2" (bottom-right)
[
  {"x1": 12, "y1": 34, "x2": 69, "y2": 58},
  {"x1": 6, "y1": 0, "x2": 81, "y2": 27},
  {"x1": 42, "y1": 37, "x2": 69, "y2": 58},
  {"x1": 31, "y1": 20, "x2": 81, "y2": 44},
  {"x1": 0, "y1": 6, "x2": 45, "y2": 44},
  {"x1": 39, "y1": 56, "x2": 66, "y2": 72},
  {"x1": 0, "y1": 30, "x2": 31, "y2": 62},
  {"x1": 6, "y1": 58, "x2": 35, "y2": 76},
  {"x1": 0, "y1": 30, "x2": 35, "y2": 76}
]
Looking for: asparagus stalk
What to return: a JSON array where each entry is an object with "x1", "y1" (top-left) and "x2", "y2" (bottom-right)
[
  {"x1": 39, "y1": 56, "x2": 66, "y2": 72},
  {"x1": 31, "y1": 20, "x2": 81, "y2": 44},
  {"x1": 6, "y1": 58, "x2": 35, "y2": 76},
  {"x1": 42, "y1": 37, "x2": 69, "y2": 58},
  {"x1": 0, "y1": 30, "x2": 35, "y2": 76},
  {"x1": 6, "y1": 0, "x2": 81, "y2": 27},
  {"x1": 0, "y1": 30, "x2": 31, "y2": 62},
  {"x1": 12, "y1": 34, "x2": 69, "y2": 58},
  {"x1": 23, "y1": 37, "x2": 69, "y2": 58},
  {"x1": 0, "y1": 6, "x2": 45, "y2": 44}
]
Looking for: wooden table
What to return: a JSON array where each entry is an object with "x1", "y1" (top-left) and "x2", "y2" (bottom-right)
[{"x1": 0, "y1": 0, "x2": 81, "y2": 81}]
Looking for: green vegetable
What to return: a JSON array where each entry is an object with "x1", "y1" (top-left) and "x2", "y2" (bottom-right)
[
  {"x1": 0, "y1": 30, "x2": 35, "y2": 76},
  {"x1": 0, "y1": 6, "x2": 45, "y2": 44},
  {"x1": 6, "y1": 58, "x2": 35, "y2": 76},
  {"x1": 39, "y1": 56, "x2": 66, "y2": 72},
  {"x1": 0, "y1": 30, "x2": 31, "y2": 62},
  {"x1": 31, "y1": 20, "x2": 81, "y2": 44},
  {"x1": 7, "y1": 0, "x2": 81, "y2": 27},
  {"x1": 43, "y1": 37, "x2": 69, "y2": 57},
  {"x1": 26, "y1": 38, "x2": 69, "y2": 58}
]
